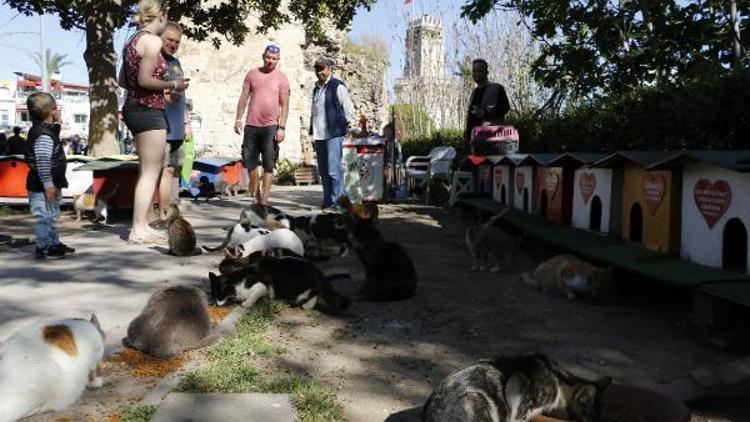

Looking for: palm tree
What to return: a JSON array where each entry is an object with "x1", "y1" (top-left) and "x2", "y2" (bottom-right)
[{"x1": 29, "y1": 49, "x2": 73, "y2": 81}]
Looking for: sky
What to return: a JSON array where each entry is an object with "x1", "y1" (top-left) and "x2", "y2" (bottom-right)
[{"x1": 0, "y1": 0, "x2": 468, "y2": 86}]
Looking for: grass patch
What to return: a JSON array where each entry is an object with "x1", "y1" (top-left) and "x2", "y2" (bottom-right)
[
  {"x1": 119, "y1": 404, "x2": 157, "y2": 422},
  {"x1": 177, "y1": 299, "x2": 343, "y2": 421}
]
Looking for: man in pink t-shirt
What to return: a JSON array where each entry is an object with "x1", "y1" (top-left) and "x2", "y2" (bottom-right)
[{"x1": 234, "y1": 44, "x2": 291, "y2": 205}]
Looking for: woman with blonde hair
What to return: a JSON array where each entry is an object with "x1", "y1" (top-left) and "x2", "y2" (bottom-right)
[{"x1": 119, "y1": 0, "x2": 189, "y2": 244}]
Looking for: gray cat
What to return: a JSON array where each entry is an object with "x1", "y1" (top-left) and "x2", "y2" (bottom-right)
[
  {"x1": 122, "y1": 285, "x2": 213, "y2": 358},
  {"x1": 423, "y1": 354, "x2": 611, "y2": 422},
  {"x1": 166, "y1": 204, "x2": 201, "y2": 256}
]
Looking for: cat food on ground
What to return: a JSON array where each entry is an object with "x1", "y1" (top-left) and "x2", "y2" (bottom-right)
[
  {"x1": 207, "y1": 305, "x2": 235, "y2": 326},
  {"x1": 103, "y1": 348, "x2": 189, "y2": 378}
]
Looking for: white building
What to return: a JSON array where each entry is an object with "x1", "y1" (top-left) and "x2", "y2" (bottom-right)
[
  {"x1": 13, "y1": 73, "x2": 90, "y2": 139},
  {"x1": 0, "y1": 80, "x2": 17, "y2": 131}
]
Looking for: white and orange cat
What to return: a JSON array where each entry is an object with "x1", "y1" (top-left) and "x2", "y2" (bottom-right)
[
  {"x1": 522, "y1": 254, "x2": 615, "y2": 300},
  {"x1": 0, "y1": 314, "x2": 105, "y2": 422}
]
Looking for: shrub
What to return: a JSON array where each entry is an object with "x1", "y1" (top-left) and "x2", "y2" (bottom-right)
[{"x1": 274, "y1": 158, "x2": 300, "y2": 186}]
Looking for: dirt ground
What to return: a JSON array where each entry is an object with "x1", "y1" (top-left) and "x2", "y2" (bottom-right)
[
  {"x1": 2, "y1": 191, "x2": 749, "y2": 421},
  {"x1": 250, "y1": 202, "x2": 750, "y2": 422}
]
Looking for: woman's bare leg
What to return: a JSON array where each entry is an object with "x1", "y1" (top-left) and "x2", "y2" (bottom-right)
[{"x1": 131, "y1": 129, "x2": 166, "y2": 237}]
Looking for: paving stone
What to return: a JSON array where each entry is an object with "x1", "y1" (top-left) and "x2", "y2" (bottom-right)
[{"x1": 150, "y1": 392, "x2": 296, "y2": 422}]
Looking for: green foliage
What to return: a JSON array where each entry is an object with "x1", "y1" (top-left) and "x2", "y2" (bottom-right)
[
  {"x1": 391, "y1": 104, "x2": 437, "y2": 139},
  {"x1": 177, "y1": 299, "x2": 343, "y2": 421},
  {"x1": 274, "y1": 158, "x2": 300, "y2": 186},
  {"x1": 401, "y1": 128, "x2": 467, "y2": 163},
  {"x1": 461, "y1": 1, "x2": 749, "y2": 99},
  {"x1": 508, "y1": 70, "x2": 750, "y2": 152},
  {"x1": 29, "y1": 48, "x2": 72, "y2": 80},
  {"x1": 342, "y1": 33, "x2": 388, "y2": 62},
  {"x1": 120, "y1": 405, "x2": 157, "y2": 422}
]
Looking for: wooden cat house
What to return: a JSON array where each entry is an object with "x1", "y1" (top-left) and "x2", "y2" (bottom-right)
[
  {"x1": 591, "y1": 151, "x2": 681, "y2": 254},
  {"x1": 547, "y1": 153, "x2": 618, "y2": 233},
  {"x1": 73, "y1": 156, "x2": 156, "y2": 210},
  {"x1": 0, "y1": 155, "x2": 30, "y2": 197},
  {"x1": 506, "y1": 154, "x2": 535, "y2": 213},
  {"x1": 489, "y1": 155, "x2": 510, "y2": 205},
  {"x1": 650, "y1": 151, "x2": 750, "y2": 274},
  {"x1": 530, "y1": 153, "x2": 579, "y2": 224}
]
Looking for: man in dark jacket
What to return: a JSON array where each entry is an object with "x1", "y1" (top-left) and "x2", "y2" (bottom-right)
[
  {"x1": 7, "y1": 126, "x2": 26, "y2": 155},
  {"x1": 464, "y1": 59, "x2": 511, "y2": 148},
  {"x1": 310, "y1": 57, "x2": 355, "y2": 211}
]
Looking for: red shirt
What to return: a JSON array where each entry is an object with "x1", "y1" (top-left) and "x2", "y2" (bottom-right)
[
  {"x1": 123, "y1": 31, "x2": 167, "y2": 110},
  {"x1": 242, "y1": 68, "x2": 290, "y2": 127}
]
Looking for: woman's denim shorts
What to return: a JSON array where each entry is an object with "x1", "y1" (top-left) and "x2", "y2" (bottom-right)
[{"x1": 122, "y1": 103, "x2": 167, "y2": 135}]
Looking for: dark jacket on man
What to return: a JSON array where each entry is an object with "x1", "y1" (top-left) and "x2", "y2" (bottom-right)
[{"x1": 465, "y1": 82, "x2": 511, "y2": 144}]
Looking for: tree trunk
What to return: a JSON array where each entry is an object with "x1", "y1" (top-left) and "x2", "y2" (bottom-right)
[
  {"x1": 83, "y1": 12, "x2": 121, "y2": 157},
  {"x1": 730, "y1": 0, "x2": 742, "y2": 69}
]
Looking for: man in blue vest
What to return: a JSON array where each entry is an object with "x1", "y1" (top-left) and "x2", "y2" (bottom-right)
[{"x1": 310, "y1": 57, "x2": 355, "y2": 211}]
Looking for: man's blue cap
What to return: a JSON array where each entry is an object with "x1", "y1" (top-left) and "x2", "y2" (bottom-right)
[{"x1": 265, "y1": 44, "x2": 281, "y2": 54}]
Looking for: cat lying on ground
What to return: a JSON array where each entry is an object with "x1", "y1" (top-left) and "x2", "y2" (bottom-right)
[
  {"x1": 73, "y1": 183, "x2": 120, "y2": 225},
  {"x1": 465, "y1": 208, "x2": 518, "y2": 272},
  {"x1": 422, "y1": 353, "x2": 611, "y2": 422},
  {"x1": 241, "y1": 203, "x2": 291, "y2": 229},
  {"x1": 522, "y1": 254, "x2": 615, "y2": 300},
  {"x1": 340, "y1": 196, "x2": 417, "y2": 301},
  {"x1": 122, "y1": 285, "x2": 213, "y2": 358},
  {"x1": 0, "y1": 315, "x2": 105, "y2": 422},
  {"x1": 210, "y1": 250, "x2": 351, "y2": 314}
]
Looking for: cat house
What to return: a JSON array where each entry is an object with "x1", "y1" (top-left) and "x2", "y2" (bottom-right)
[
  {"x1": 63, "y1": 155, "x2": 94, "y2": 198},
  {"x1": 650, "y1": 151, "x2": 750, "y2": 274},
  {"x1": 506, "y1": 154, "x2": 535, "y2": 212},
  {"x1": 558, "y1": 153, "x2": 620, "y2": 233},
  {"x1": 193, "y1": 157, "x2": 241, "y2": 184},
  {"x1": 0, "y1": 155, "x2": 30, "y2": 197},
  {"x1": 74, "y1": 156, "x2": 155, "y2": 210},
  {"x1": 489, "y1": 156, "x2": 511, "y2": 205},
  {"x1": 530, "y1": 153, "x2": 573, "y2": 224},
  {"x1": 592, "y1": 151, "x2": 681, "y2": 254}
]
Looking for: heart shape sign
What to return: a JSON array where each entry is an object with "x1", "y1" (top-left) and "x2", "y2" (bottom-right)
[
  {"x1": 693, "y1": 179, "x2": 732, "y2": 229},
  {"x1": 494, "y1": 167, "x2": 503, "y2": 190},
  {"x1": 545, "y1": 170, "x2": 560, "y2": 199},
  {"x1": 642, "y1": 173, "x2": 666, "y2": 215},
  {"x1": 515, "y1": 171, "x2": 525, "y2": 194},
  {"x1": 579, "y1": 172, "x2": 597, "y2": 204}
]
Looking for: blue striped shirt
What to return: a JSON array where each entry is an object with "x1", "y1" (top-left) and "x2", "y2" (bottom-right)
[{"x1": 34, "y1": 134, "x2": 55, "y2": 189}]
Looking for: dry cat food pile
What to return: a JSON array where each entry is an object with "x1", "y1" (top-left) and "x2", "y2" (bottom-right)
[
  {"x1": 207, "y1": 305, "x2": 235, "y2": 326},
  {"x1": 102, "y1": 348, "x2": 190, "y2": 378}
]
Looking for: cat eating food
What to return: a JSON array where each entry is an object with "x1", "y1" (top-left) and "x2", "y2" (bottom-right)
[
  {"x1": 210, "y1": 250, "x2": 351, "y2": 315},
  {"x1": 422, "y1": 353, "x2": 611, "y2": 422},
  {"x1": 0, "y1": 314, "x2": 105, "y2": 422},
  {"x1": 122, "y1": 285, "x2": 212, "y2": 358},
  {"x1": 522, "y1": 254, "x2": 615, "y2": 300}
]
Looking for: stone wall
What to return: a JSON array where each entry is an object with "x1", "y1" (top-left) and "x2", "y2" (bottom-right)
[{"x1": 178, "y1": 13, "x2": 389, "y2": 164}]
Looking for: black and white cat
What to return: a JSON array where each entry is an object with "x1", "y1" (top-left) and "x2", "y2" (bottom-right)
[
  {"x1": 0, "y1": 315, "x2": 106, "y2": 421},
  {"x1": 122, "y1": 285, "x2": 213, "y2": 358},
  {"x1": 203, "y1": 209, "x2": 272, "y2": 252},
  {"x1": 340, "y1": 198, "x2": 417, "y2": 302},
  {"x1": 423, "y1": 354, "x2": 611, "y2": 422},
  {"x1": 242, "y1": 204, "x2": 291, "y2": 229},
  {"x1": 211, "y1": 251, "x2": 351, "y2": 315},
  {"x1": 289, "y1": 213, "x2": 351, "y2": 257}
]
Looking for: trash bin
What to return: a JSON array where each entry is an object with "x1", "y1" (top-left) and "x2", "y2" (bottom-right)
[{"x1": 343, "y1": 136, "x2": 386, "y2": 202}]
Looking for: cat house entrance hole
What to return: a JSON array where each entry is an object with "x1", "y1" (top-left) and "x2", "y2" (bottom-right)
[
  {"x1": 500, "y1": 185, "x2": 506, "y2": 205},
  {"x1": 629, "y1": 202, "x2": 643, "y2": 243},
  {"x1": 589, "y1": 195, "x2": 602, "y2": 232},
  {"x1": 523, "y1": 188, "x2": 529, "y2": 212},
  {"x1": 723, "y1": 218, "x2": 748, "y2": 273},
  {"x1": 540, "y1": 190, "x2": 548, "y2": 217}
]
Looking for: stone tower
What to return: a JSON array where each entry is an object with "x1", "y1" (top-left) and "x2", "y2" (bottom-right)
[{"x1": 403, "y1": 15, "x2": 445, "y2": 80}]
